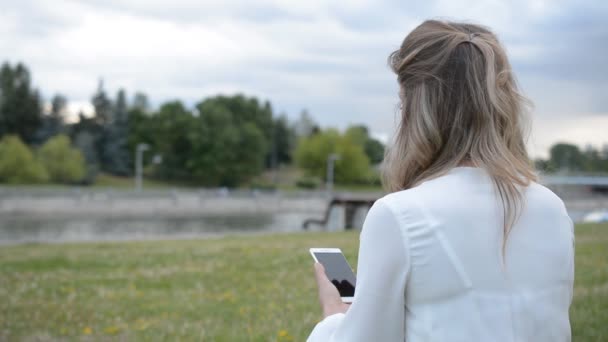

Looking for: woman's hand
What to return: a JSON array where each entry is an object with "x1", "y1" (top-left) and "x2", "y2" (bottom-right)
[{"x1": 314, "y1": 262, "x2": 350, "y2": 318}]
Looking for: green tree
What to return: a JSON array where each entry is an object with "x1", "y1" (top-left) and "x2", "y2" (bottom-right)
[
  {"x1": 91, "y1": 79, "x2": 112, "y2": 125},
  {"x1": 272, "y1": 114, "x2": 296, "y2": 165},
  {"x1": 0, "y1": 62, "x2": 43, "y2": 143},
  {"x1": 151, "y1": 101, "x2": 195, "y2": 180},
  {"x1": 582, "y1": 145, "x2": 604, "y2": 172},
  {"x1": 127, "y1": 107, "x2": 154, "y2": 166},
  {"x1": 345, "y1": 125, "x2": 385, "y2": 164},
  {"x1": 295, "y1": 129, "x2": 370, "y2": 184},
  {"x1": 34, "y1": 93, "x2": 67, "y2": 144},
  {"x1": 190, "y1": 99, "x2": 267, "y2": 186},
  {"x1": 131, "y1": 92, "x2": 150, "y2": 112},
  {"x1": 72, "y1": 130, "x2": 99, "y2": 184},
  {"x1": 125, "y1": 94, "x2": 291, "y2": 186},
  {"x1": 293, "y1": 109, "x2": 319, "y2": 138},
  {"x1": 548, "y1": 143, "x2": 586, "y2": 172},
  {"x1": 364, "y1": 138, "x2": 385, "y2": 164},
  {"x1": 70, "y1": 113, "x2": 103, "y2": 184},
  {"x1": 201, "y1": 95, "x2": 274, "y2": 169},
  {"x1": 345, "y1": 125, "x2": 368, "y2": 146},
  {"x1": 101, "y1": 89, "x2": 131, "y2": 175},
  {"x1": 0, "y1": 135, "x2": 48, "y2": 183},
  {"x1": 205, "y1": 95, "x2": 274, "y2": 141},
  {"x1": 38, "y1": 134, "x2": 86, "y2": 183}
]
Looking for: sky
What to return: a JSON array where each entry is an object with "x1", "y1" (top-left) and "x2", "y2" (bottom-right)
[{"x1": 1, "y1": 0, "x2": 607, "y2": 158}]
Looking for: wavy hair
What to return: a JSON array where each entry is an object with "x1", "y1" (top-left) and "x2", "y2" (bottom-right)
[{"x1": 383, "y1": 20, "x2": 537, "y2": 250}]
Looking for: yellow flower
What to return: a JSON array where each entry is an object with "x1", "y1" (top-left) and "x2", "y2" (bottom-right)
[
  {"x1": 135, "y1": 319, "x2": 150, "y2": 331},
  {"x1": 219, "y1": 291, "x2": 236, "y2": 302},
  {"x1": 278, "y1": 329, "x2": 294, "y2": 340},
  {"x1": 83, "y1": 326, "x2": 92, "y2": 335},
  {"x1": 104, "y1": 325, "x2": 120, "y2": 335}
]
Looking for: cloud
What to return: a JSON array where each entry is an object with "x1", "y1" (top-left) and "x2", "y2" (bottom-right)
[
  {"x1": 529, "y1": 114, "x2": 608, "y2": 158},
  {"x1": 0, "y1": 0, "x2": 606, "y2": 157}
]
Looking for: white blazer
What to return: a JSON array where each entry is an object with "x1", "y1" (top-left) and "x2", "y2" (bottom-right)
[{"x1": 308, "y1": 167, "x2": 574, "y2": 342}]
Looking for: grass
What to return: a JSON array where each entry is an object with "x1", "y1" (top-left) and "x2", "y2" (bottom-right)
[{"x1": 0, "y1": 224, "x2": 606, "y2": 341}]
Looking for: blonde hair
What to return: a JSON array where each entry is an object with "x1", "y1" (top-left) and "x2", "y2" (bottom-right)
[{"x1": 383, "y1": 20, "x2": 537, "y2": 249}]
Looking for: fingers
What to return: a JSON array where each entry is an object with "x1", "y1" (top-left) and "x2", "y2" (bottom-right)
[{"x1": 314, "y1": 262, "x2": 329, "y2": 284}]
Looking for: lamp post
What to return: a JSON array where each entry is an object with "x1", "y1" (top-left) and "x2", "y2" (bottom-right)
[
  {"x1": 134, "y1": 143, "x2": 149, "y2": 191},
  {"x1": 326, "y1": 153, "x2": 340, "y2": 193}
]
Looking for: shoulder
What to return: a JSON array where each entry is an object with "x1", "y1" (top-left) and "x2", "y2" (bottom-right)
[
  {"x1": 363, "y1": 198, "x2": 400, "y2": 229},
  {"x1": 370, "y1": 187, "x2": 431, "y2": 235},
  {"x1": 525, "y1": 181, "x2": 569, "y2": 214},
  {"x1": 378, "y1": 173, "x2": 454, "y2": 217},
  {"x1": 381, "y1": 169, "x2": 474, "y2": 206}
]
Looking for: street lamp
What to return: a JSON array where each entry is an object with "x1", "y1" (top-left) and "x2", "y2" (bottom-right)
[
  {"x1": 326, "y1": 153, "x2": 341, "y2": 193},
  {"x1": 134, "y1": 143, "x2": 149, "y2": 191}
]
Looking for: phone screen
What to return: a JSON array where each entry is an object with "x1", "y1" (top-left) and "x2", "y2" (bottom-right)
[{"x1": 313, "y1": 252, "x2": 356, "y2": 297}]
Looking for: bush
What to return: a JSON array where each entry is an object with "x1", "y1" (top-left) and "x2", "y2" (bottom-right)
[
  {"x1": 38, "y1": 134, "x2": 86, "y2": 183},
  {"x1": 249, "y1": 181, "x2": 277, "y2": 191},
  {"x1": 294, "y1": 129, "x2": 371, "y2": 184},
  {"x1": 295, "y1": 176, "x2": 320, "y2": 189},
  {"x1": 0, "y1": 135, "x2": 48, "y2": 184}
]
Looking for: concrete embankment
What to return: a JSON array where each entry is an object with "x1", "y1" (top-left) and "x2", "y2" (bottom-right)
[
  {"x1": 0, "y1": 188, "x2": 335, "y2": 219},
  {"x1": 0, "y1": 187, "x2": 605, "y2": 223}
]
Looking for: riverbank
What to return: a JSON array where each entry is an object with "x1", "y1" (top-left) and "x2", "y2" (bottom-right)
[
  {"x1": 1, "y1": 224, "x2": 607, "y2": 341},
  {"x1": 0, "y1": 186, "x2": 604, "y2": 222}
]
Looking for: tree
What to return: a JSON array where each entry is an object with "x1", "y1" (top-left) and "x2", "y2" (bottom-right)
[
  {"x1": 34, "y1": 93, "x2": 67, "y2": 144},
  {"x1": 91, "y1": 79, "x2": 112, "y2": 125},
  {"x1": 364, "y1": 138, "x2": 385, "y2": 165},
  {"x1": 127, "y1": 106, "x2": 154, "y2": 165},
  {"x1": 50, "y1": 94, "x2": 68, "y2": 121},
  {"x1": 293, "y1": 109, "x2": 319, "y2": 138},
  {"x1": 0, "y1": 135, "x2": 48, "y2": 183},
  {"x1": 38, "y1": 134, "x2": 86, "y2": 183},
  {"x1": 198, "y1": 95, "x2": 275, "y2": 169},
  {"x1": 131, "y1": 92, "x2": 150, "y2": 112},
  {"x1": 345, "y1": 125, "x2": 385, "y2": 164},
  {"x1": 72, "y1": 130, "x2": 99, "y2": 184},
  {"x1": 294, "y1": 129, "x2": 370, "y2": 184},
  {"x1": 537, "y1": 143, "x2": 608, "y2": 174},
  {"x1": 70, "y1": 113, "x2": 103, "y2": 183},
  {"x1": 101, "y1": 89, "x2": 131, "y2": 175},
  {"x1": 0, "y1": 62, "x2": 43, "y2": 143},
  {"x1": 582, "y1": 145, "x2": 604, "y2": 172},
  {"x1": 190, "y1": 98, "x2": 267, "y2": 186},
  {"x1": 150, "y1": 101, "x2": 195, "y2": 180},
  {"x1": 127, "y1": 95, "x2": 274, "y2": 186},
  {"x1": 548, "y1": 143, "x2": 585, "y2": 172},
  {"x1": 345, "y1": 125, "x2": 369, "y2": 146},
  {"x1": 273, "y1": 114, "x2": 296, "y2": 165}
]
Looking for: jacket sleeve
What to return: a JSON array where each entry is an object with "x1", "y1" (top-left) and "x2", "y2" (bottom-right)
[{"x1": 307, "y1": 199, "x2": 410, "y2": 342}]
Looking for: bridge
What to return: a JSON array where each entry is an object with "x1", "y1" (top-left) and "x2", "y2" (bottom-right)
[{"x1": 541, "y1": 175, "x2": 608, "y2": 187}]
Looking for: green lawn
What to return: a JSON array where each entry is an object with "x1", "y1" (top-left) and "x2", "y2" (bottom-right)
[{"x1": 0, "y1": 224, "x2": 606, "y2": 341}]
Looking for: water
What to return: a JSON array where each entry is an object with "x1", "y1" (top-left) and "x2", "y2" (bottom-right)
[
  {"x1": 0, "y1": 208, "x2": 597, "y2": 246},
  {"x1": 0, "y1": 213, "x2": 312, "y2": 245}
]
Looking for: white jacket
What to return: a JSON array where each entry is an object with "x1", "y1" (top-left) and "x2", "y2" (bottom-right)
[{"x1": 308, "y1": 167, "x2": 574, "y2": 342}]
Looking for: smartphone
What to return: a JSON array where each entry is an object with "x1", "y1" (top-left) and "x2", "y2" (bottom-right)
[{"x1": 309, "y1": 248, "x2": 356, "y2": 303}]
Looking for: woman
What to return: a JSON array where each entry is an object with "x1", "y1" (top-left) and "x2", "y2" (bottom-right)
[{"x1": 308, "y1": 20, "x2": 574, "y2": 342}]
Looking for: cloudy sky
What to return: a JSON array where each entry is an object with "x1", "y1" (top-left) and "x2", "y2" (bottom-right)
[{"x1": 1, "y1": 0, "x2": 607, "y2": 157}]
